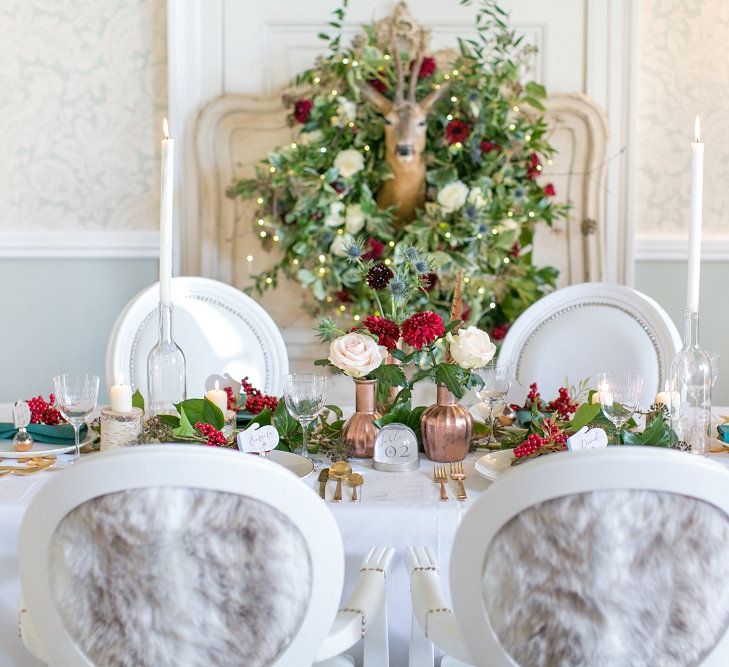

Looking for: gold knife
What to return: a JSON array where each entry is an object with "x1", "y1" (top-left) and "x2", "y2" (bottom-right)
[{"x1": 318, "y1": 467, "x2": 330, "y2": 499}]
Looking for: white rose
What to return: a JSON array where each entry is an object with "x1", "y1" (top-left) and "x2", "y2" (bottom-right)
[
  {"x1": 330, "y1": 232, "x2": 355, "y2": 257},
  {"x1": 499, "y1": 218, "x2": 519, "y2": 232},
  {"x1": 447, "y1": 326, "x2": 497, "y2": 369},
  {"x1": 324, "y1": 201, "x2": 345, "y2": 227},
  {"x1": 299, "y1": 129, "x2": 323, "y2": 146},
  {"x1": 468, "y1": 187, "x2": 486, "y2": 209},
  {"x1": 437, "y1": 180, "x2": 469, "y2": 213},
  {"x1": 329, "y1": 332, "x2": 387, "y2": 378},
  {"x1": 331, "y1": 97, "x2": 357, "y2": 127},
  {"x1": 334, "y1": 149, "x2": 365, "y2": 178},
  {"x1": 345, "y1": 204, "x2": 366, "y2": 234}
]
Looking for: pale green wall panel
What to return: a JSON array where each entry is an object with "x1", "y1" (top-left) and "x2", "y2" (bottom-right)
[
  {"x1": 0, "y1": 259, "x2": 157, "y2": 404},
  {"x1": 634, "y1": 260, "x2": 728, "y2": 405}
]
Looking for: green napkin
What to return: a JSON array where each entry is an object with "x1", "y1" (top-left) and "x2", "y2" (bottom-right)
[
  {"x1": 0, "y1": 422, "x2": 87, "y2": 445},
  {"x1": 718, "y1": 424, "x2": 729, "y2": 444}
]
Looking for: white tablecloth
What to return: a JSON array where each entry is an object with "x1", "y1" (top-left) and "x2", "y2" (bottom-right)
[{"x1": 3, "y1": 422, "x2": 729, "y2": 666}]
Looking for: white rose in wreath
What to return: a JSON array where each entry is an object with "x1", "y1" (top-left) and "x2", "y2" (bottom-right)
[
  {"x1": 437, "y1": 180, "x2": 469, "y2": 213},
  {"x1": 329, "y1": 332, "x2": 388, "y2": 378},
  {"x1": 330, "y1": 232, "x2": 355, "y2": 257},
  {"x1": 447, "y1": 326, "x2": 497, "y2": 369},
  {"x1": 345, "y1": 204, "x2": 366, "y2": 234},
  {"x1": 299, "y1": 129, "x2": 323, "y2": 146},
  {"x1": 334, "y1": 149, "x2": 365, "y2": 178},
  {"x1": 468, "y1": 187, "x2": 486, "y2": 209},
  {"x1": 324, "y1": 201, "x2": 345, "y2": 227}
]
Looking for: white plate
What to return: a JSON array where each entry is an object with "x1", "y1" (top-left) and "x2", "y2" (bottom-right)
[
  {"x1": 473, "y1": 449, "x2": 514, "y2": 482},
  {"x1": 264, "y1": 450, "x2": 315, "y2": 479},
  {"x1": 0, "y1": 432, "x2": 98, "y2": 459}
]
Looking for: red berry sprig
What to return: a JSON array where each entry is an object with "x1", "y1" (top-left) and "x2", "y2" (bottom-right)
[
  {"x1": 195, "y1": 422, "x2": 227, "y2": 446},
  {"x1": 513, "y1": 418, "x2": 567, "y2": 460},
  {"x1": 240, "y1": 376, "x2": 279, "y2": 414},
  {"x1": 526, "y1": 382, "x2": 542, "y2": 409},
  {"x1": 545, "y1": 386, "x2": 579, "y2": 420},
  {"x1": 26, "y1": 395, "x2": 63, "y2": 425},
  {"x1": 513, "y1": 433, "x2": 546, "y2": 459},
  {"x1": 224, "y1": 386, "x2": 238, "y2": 411}
]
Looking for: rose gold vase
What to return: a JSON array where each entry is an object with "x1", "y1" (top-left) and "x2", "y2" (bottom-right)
[
  {"x1": 421, "y1": 384, "x2": 473, "y2": 462},
  {"x1": 342, "y1": 379, "x2": 381, "y2": 458}
]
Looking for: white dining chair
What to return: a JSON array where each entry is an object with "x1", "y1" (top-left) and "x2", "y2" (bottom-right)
[
  {"x1": 18, "y1": 445, "x2": 394, "y2": 667},
  {"x1": 406, "y1": 448, "x2": 729, "y2": 667},
  {"x1": 105, "y1": 276, "x2": 288, "y2": 399},
  {"x1": 499, "y1": 282, "x2": 681, "y2": 407}
]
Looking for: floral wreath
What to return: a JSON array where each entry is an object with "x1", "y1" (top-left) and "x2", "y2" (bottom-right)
[{"x1": 231, "y1": 0, "x2": 566, "y2": 340}]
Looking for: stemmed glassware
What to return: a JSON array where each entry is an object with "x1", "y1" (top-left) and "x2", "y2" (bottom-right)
[
  {"x1": 53, "y1": 374, "x2": 100, "y2": 463},
  {"x1": 474, "y1": 359, "x2": 514, "y2": 446},
  {"x1": 282, "y1": 373, "x2": 327, "y2": 467},
  {"x1": 596, "y1": 372, "x2": 643, "y2": 444}
]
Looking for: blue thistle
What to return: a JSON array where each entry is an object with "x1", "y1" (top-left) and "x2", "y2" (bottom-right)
[
  {"x1": 346, "y1": 241, "x2": 363, "y2": 260},
  {"x1": 462, "y1": 203, "x2": 483, "y2": 223},
  {"x1": 404, "y1": 246, "x2": 419, "y2": 261},
  {"x1": 388, "y1": 275, "x2": 409, "y2": 300},
  {"x1": 513, "y1": 187, "x2": 526, "y2": 203},
  {"x1": 414, "y1": 258, "x2": 431, "y2": 274}
]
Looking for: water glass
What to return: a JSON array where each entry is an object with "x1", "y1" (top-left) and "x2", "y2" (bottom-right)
[
  {"x1": 282, "y1": 373, "x2": 327, "y2": 464},
  {"x1": 53, "y1": 374, "x2": 100, "y2": 462},
  {"x1": 596, "y1": 372, "x2": 643, "y2": 444},
  {"x1": 475, "y1": 359, "x2": 514, "y2": 445}
]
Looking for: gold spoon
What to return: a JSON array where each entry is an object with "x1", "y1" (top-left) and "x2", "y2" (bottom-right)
[
  {"x1": 347, "y1": 472, "x2": 363, "y2": 501},
  {"x1": 329, "y1": 461, "x2": 352, "y2": 502}
]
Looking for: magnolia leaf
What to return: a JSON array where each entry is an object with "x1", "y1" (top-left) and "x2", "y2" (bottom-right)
[
  {"x1": 273, "y1": 399, "x2": 298, "y2": 435},
  {"x1": 569, "y1": 403, "x2": 602, "y2": 432},
  {"x1": 131, "y1": 389, "x2": 145, "y2": 411}
]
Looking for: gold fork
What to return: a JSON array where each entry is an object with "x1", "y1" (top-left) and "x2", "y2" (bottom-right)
[
  {"x1": 450, "y1": 461, "x2": 467, "y2": 501},
  {"x1": 433, "y1": 466, "x2": 449, "y2": 501}
]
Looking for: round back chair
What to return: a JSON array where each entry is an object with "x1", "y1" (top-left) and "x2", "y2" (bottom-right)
[
  {"x1": 499, "y1": 282, "x2": 681, "y2": 406},
  {"x1": 19, "y1": 446, "x2": 343, "y2": 667},
  {"x1": 451, "y1": 448, "x2": 729, "y2": 667},
  {"x1": 105, "y1": 276, "x2": 288, "y2": 400}
]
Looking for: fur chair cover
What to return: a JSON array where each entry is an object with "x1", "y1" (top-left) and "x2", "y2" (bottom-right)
[
  {"x1": 482, "y1": 490, "x2": 729, "y2": 667},
  {"x1": 49, "y1": 487, "x2": 312, "y2": 667}
]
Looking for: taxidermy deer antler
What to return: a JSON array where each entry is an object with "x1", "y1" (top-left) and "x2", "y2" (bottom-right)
[{"x1": 358, "y1": 28, "x2": 450, "y2": 226}]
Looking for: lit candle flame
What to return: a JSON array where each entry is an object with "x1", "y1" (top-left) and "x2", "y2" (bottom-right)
[
  {"x1": 163, "y1": 118, "x2": 169, "y2": 140},
  {"x1": 694, "y1": 115, "x2": 701, "y2": 143}
]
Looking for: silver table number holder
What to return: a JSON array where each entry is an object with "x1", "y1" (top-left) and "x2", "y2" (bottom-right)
[{"x1": 372, "y1": 423, "x2": 420, "y2": 472}]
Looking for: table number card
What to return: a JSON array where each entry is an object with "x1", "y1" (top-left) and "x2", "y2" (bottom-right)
[
  {"x1": 236, "y1": 422, "x2": 279, "y2": 454},
  {"x1": 373, "y1": 423, "x2": 419, "y2": 472},
  {"x1": 567, "y1": 426, "x2": 608, "y2": 451}
]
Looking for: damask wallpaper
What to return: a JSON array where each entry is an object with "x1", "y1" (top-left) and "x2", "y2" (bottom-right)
[
  {"x1": 637, "y1": 0, "x2": 729, "y2": 235},
  {"x1": 0, "y1": 0, "x2": 166, "y2": 231}
]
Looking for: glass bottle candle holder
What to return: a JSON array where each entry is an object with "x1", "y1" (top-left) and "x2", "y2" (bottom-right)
[
  {"x1": 147, "y1": 302, "x2": 186, "y2": 416},
  {"x1": 669, "y1": 308, "x2": 712, "y2": 455},
  {"x1": 100, "y1": 407, "x2": 144, "y2": 451}
]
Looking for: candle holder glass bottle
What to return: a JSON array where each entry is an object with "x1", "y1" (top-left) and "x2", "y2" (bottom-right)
[
  {"x1": 668, "y1": 308, "x2": 711, "y2": 455},
  {"x1": 147, "y1": 302, "x2": 186, "y2": 415}
]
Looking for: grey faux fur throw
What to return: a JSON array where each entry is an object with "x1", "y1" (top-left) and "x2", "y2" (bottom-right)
[
  {"x1": 49, "y1": 487, "x2": 312, "y2": 667},
  {"x1": 483, "y1": 489, "x2": 729, "y2": 666}
]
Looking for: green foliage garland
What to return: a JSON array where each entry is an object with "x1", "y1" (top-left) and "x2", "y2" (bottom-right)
[{"x1": 231, "y1": 0, "x2": 566, "y2": 337}]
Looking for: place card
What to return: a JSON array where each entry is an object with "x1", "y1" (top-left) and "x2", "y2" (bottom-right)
[
  {"x1": 236, "y1": 423, "x2": 279, "y2": 454},
  {"x1": 372, "y1": 423, "x2": 419, "y2": 472},
  {"x1": 360, "y1": 477, "x2": 428, "y2": 503},
  {"x1": 567, "y1": 426, "x2": 608, "y2": 451}
]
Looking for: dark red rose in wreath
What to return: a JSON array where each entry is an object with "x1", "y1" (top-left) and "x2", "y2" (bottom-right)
[
  {"x1": 293, "y1": 99, "x2": 313, "y2": 123},
  {"x1": 368, "y1": 78, "x2": 388, "y2": 94},
  {"x1": 363, "y1": 316, "x2": 401, "y2": 350},
  {"x1": 490, "y1": 323, "x2": 510, "y2": 341},
  {"x1": 335, "y1": 290, "x2": 354, "y2": 303},
  {"x1": 421, "y1": 272, "x2": 438, "y2": 292},
  {"x1": 412, "y1": 56, "x2": 436, "y2": 79},
  {"x1": 527, "y1": 152, "x2": 541, "y2": 179},
  {"x1": 480, "y1": 140, "x2": 501, "y2": 154},
  {"x1": 362, "y1": 237, "x2": 385, "y2": 261},
  {"x1": 446, "y1": 120, "x2": 471, "y2": 145},
  {"x1": 543, "y1": 183, "x2": 556, "y2": 197},
  {"x1": 401, "y1": 311, "x2": 445, "y2": 349}
]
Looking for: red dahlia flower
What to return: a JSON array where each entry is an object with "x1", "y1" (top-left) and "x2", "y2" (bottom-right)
[
  {"x1": 413, "y1": 56, "x2": 436, "y2": 79},
  {"x1": 490, "y1": 323, "x2": 510, "y2": 341},
  {"x1": 446, "y1": 120, "x2": 471, "y2": 145},
  {"x1": 544, "y1": 183, "x2": 556, "y2": 197},
  {"x1": 363, "y1": 316, "x2": 401, "y2": 350},
  {"x1": 480, "y1": 140, "x2": 501, "y2": 154},
  {"x1": 293, "y1": 99, "x2": 313, "y2": 123},
  {"x1": 401, "y1": 311, "x2": 445, "y2": 349}
]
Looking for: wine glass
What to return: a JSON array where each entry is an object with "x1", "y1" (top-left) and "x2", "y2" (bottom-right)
[
  {"x1": 282, "y1": 373, "x2": 327, "y2": 466},
  {"x1": 474, "y1": 359, "x2": 514, "y2": 446},
  {"x1": 53, "y1": 374, "x2": 100, "y2": 463},
  {"x1": 596, "y1": 372, "x2": 643, "y2": 444}
]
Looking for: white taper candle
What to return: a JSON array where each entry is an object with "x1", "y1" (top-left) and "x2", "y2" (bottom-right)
[
  {"x1": 687, "y1": 115, "x2": 703, "y2": 312},
  {"x1": 159, "y1": 119, "x2": 174, "y2": 305}
]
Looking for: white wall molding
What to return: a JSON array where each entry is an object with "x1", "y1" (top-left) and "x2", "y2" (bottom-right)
[
  {"x1": 0, "y1": 231, "x2": 159, "y2": 259},
  {"x1": 634, "y1": 235, "x2": 729, "y2": 262}
]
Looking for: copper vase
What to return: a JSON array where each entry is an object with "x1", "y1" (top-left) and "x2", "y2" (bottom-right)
[
  {"x1": 421, "y1": 384, "x2": 473, "y2": 462},
  {"x1": 342, "y1": 379, "x2": 381, "y2": 458}
]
